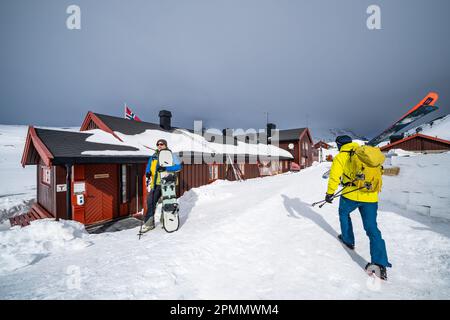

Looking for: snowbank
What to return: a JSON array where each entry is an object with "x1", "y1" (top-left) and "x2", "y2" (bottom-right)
[
  {"x1": 0, "y1": 219, "x2": 90, "y2": 274},
  {"x1": 381, "y1": 151, "x2": 450, "y2": 220}
]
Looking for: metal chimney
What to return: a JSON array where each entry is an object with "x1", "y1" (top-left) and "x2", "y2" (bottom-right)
[
  {"x1": 266, "y1": 123, "x2": 276, "y2": 143},
  {"x1": 159, "y1": 110, "x2": 172, "y2": 130}
]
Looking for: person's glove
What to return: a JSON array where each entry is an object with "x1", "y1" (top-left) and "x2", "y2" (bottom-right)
[
  {"x1": 325, "y1": 193, "x2": 334, "y2": 203},
  {"x1": 157, "y1": 166, "x2": 165, "y2": 172}
]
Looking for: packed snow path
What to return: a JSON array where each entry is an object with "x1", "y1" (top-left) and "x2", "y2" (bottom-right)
[{"x1": 1, "y1": 163, "x2": 450, "y2": 299}]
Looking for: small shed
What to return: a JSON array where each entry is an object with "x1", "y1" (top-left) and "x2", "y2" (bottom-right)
[{"x1": 380, "y1": 133, "x2": 450, "y2": 153}]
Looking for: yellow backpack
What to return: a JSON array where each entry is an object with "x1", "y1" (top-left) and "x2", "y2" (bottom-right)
[{"x1": 344, "y1": 145, "x2": 385, "y2": 193}]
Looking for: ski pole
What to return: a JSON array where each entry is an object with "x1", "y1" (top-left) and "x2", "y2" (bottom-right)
[
  {"x1": 317, "y1": 186, "x2": 366, "y2": 208},
  {"x1": 311, "y1": 186, "x2": 346, "y2": 207}
]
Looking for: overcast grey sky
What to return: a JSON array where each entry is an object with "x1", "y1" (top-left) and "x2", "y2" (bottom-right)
[{"x1": 0, "y1": 0, "x2": 449, "y2": 137}]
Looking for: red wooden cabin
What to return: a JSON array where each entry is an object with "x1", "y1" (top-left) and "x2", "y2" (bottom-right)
[
  {"x1": 380, "y1": 133, "x2": 450, "y2": 153},
  {"x1": 277, "y1": 127, "x2": 315, "y2": 171}
]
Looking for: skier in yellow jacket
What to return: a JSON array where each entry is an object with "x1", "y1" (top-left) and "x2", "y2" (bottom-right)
[{"x1": 326, "y1": 135, "x2": 391, "y2": 280}]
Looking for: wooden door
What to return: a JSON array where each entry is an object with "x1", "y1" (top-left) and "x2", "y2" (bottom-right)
[{"x1": 85, "y1": 164, "x2": 118, "y2": 224}]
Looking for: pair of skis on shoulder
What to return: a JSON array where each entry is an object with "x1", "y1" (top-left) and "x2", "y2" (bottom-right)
[{"x1": 322, "y1": 92, "x2": 439, "y2": 179}]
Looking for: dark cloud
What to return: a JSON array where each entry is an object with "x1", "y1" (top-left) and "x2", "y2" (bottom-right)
[{"x1": 1, "y1": 0, "x2": 449, "y2": 138}]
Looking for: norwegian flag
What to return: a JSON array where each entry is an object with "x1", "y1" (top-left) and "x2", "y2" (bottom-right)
[{"x1": 124, "y1": 104, "x2": 142, "y2": 122}]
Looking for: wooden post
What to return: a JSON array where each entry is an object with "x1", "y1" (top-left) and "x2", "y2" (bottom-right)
[{"x1": 65, "y1": 163, "x2": 72, "y2": 220}]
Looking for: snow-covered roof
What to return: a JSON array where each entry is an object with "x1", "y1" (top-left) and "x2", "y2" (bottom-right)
[
  {"x1": 85, "y1": 128, "x2": 293, "y2": 159},
  {"x1": 24, "y1": 126, "x2": 293, "y2": 165}
]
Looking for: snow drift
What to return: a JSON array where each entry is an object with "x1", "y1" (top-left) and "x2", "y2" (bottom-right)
[
  {"x1": 0, "y1": 219, "x2": 90, "y2": 274},
  {"x1": 381, "y1": 150, "x2": 450, "y2": 220}
]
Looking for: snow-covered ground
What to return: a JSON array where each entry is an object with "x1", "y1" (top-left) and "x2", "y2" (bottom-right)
[
  {"x1": 0, "y1": 126, "x2": 36, "y2": 229},
  {"x1": 0, "y1": 125, "x2": 79, "y2": 230},
  {"x1": 1, "y1": 153, "x2": 449, "y2": 299}
]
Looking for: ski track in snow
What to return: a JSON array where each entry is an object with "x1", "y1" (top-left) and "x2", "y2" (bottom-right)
[{"x1": 0, "y1": 163, "x2": 449, "y2": 299}]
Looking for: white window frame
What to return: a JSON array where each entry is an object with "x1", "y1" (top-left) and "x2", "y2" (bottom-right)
[
  {"x1": 41, "y1": 166, "x2": 51, "y2": 185},
  {"x1": 209, "y1": 164, "x2": 219, "y2": 182}
]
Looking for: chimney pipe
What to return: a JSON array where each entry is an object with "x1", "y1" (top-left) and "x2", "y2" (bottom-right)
[
  {"x1": 267, "y1": 123, "x2": 276, "y2": 143},
  {"x1": 389, "y1": 133, "x2": 404, "y2": 144},
  {"x1": 159, "y1": 110, "x2": 172, "y2": 130}
]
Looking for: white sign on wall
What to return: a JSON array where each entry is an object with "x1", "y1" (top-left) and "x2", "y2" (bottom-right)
[
  {"x1": 74, "y1": 182, "x2": 86, "y2": 194},
  {"x1": 56, "y1": 184, "x2": 67, "y2": 192}
]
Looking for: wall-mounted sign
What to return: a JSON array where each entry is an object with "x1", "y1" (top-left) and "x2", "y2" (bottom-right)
[
  {"x1": 94, "y1": 174, "x2": 110, "y2": 179},
  {"x1": 56, "y1": 184, "x2": 67, "y2": 192},
  {"x1": 74, "y1": 182, "x2": 85, "y2": 194}
]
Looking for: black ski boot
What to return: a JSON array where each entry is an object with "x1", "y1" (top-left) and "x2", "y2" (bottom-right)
[
  {"x1": 365, "y1": 263, "x2": 387, "y2": 281},
  {"x1": 338, "y1": 234, "x2": 355, "y2": 250}
]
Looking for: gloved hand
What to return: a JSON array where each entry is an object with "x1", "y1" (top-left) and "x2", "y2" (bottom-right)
[
  {"x1": 325, "y1": 193, "x2": 334, "y2": 203},
  {"x1": 157, "y1": 166, "x2": 165, "y2": 172}
]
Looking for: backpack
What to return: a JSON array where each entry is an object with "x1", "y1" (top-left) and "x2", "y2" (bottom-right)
[{"x1": 343, "y1": 145, "x2": 385, "y2": 193}]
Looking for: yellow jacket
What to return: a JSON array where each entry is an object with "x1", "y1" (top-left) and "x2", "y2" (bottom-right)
[{"x1": 327, "y1": 142, "x2": 378, "y2": 203}]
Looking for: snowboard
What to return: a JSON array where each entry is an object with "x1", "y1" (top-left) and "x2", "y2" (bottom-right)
[
  {"x1": 367, "y1": 92, "x2": 439, "y2": 146},
  {"x1": 158, "y1": 149, "x2": 180, "y2": 233}
]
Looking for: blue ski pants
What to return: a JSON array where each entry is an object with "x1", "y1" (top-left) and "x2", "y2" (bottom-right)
[{"x1": 339, "y1": 196, "x2": 392, "y2": 268}]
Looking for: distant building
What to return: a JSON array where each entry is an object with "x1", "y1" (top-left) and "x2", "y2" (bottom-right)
[
  {"x1": 277, "y1": 127, "x2": 314, "y2": 171},
  {"x1": 312, "y1": 141, "x2": 332, "y2": 162},
  {"x1": 314, "y1": 141, "x2": 332, "y2": 150},
  {"x1": 236, "y1": 124, "x2": 315, "y2": 173},
  {"x1": 380, "y1": 133, "x2": 450, "y2": 153}
]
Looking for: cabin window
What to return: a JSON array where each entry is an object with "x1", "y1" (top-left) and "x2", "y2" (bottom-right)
[
  {"x1": 121, "y1": 164, "x2": 127, "y2": 203},
  {"x1": 208, "y1": 164, "x2": 219, "y2": 182},
  {"x1": 41, "y1": 166, "x2": 51, "y2": 185}
]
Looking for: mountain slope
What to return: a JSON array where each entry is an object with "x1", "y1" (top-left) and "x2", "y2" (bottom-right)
[
  {"x1": 402, "y1": 114, "x2": 450, "y2": 140},
  {"x1": 311, "y1": 128, "x2": 368, "y2": 143}
]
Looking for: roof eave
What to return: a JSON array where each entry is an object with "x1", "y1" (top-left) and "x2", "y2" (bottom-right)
[
  {"x1": 80, "y1": 111, "x2": 124, "y2": 142},
  {"x1": 21, "y1": 126, "x2": 55, "y2": 167}
]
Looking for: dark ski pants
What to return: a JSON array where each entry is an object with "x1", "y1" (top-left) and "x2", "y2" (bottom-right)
[
  {"x1": 145, "y1": 185, "x2": 162, "y2": 223},
  {"x1": 339, "y1": 196, "x2": 392, "y2": 268}
]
